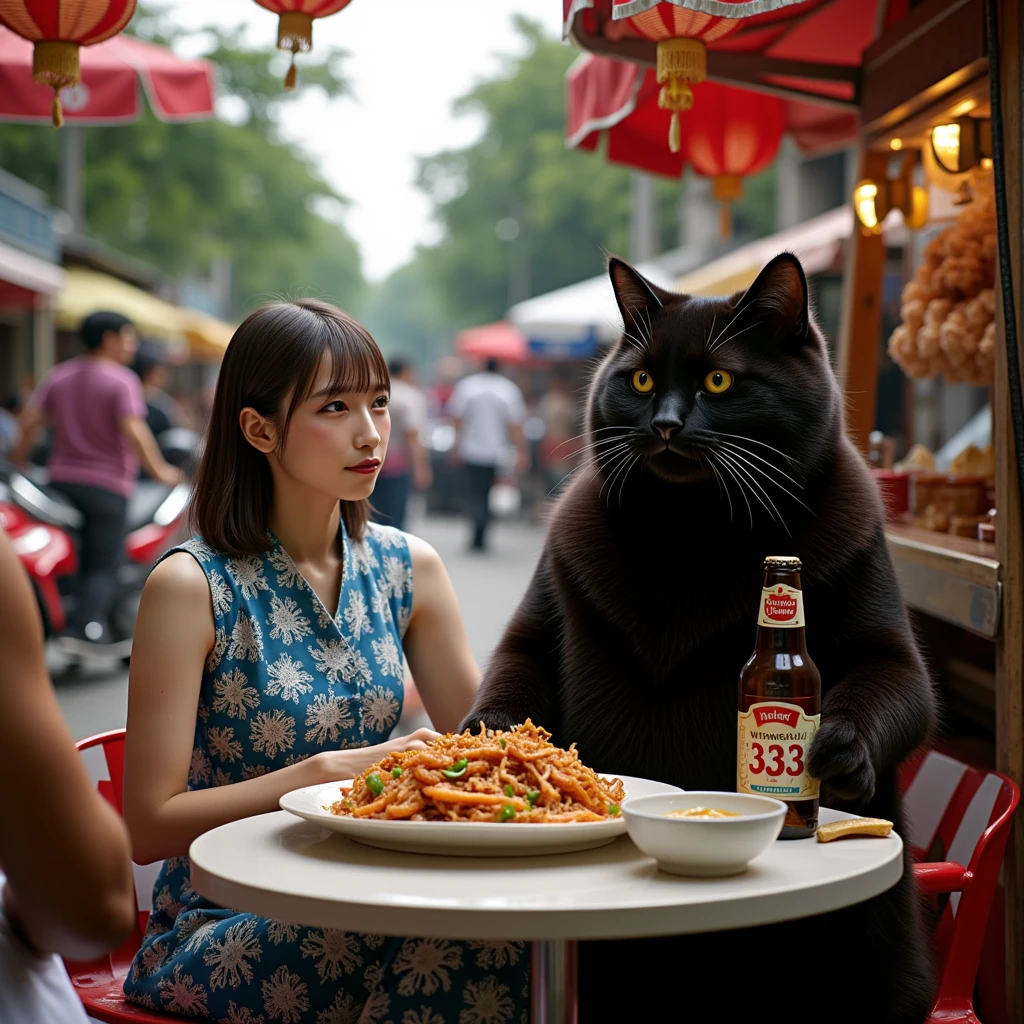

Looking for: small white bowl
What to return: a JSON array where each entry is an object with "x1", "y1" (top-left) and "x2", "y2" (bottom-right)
[{"x1": 621, "y1": 791, "x2": 787, "y2": 877}]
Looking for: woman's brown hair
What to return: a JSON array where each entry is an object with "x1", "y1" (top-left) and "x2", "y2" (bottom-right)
[{"x1": 189, "y1": 299, "x2": 390, "y2": 554}]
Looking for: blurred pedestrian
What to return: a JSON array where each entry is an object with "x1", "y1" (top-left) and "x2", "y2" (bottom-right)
[
  {"x1": 536, "y1": 368, "x2": 579, "y2": 496},
  {"x1": 0, "y1": 529, "x2": 136, "y2": 1023},
  {"x1": 0, "y1": 392, "x2": 21, "y2": 457},
  {"x1": 11, "y1": 311, "x2": 183, "y2": 657},
  {"x1": 132, "y1": 340, "x2": 183, "y2": 441},
  {"x1": 372, "y1": 357, "x2": 431, "y2": 531},
  {"x1": 448, "y1": 357, "x2": 527, "y2": 552}
]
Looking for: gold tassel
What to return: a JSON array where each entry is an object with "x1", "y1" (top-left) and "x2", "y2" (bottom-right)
[
  {"x1": 284, "y1": 52, "x2": 297, "y2": 91},
  {"x1": 32, "y1": 41, "x2": 79, "y2": 128},
  {"x1": 669, "y1": 112, "x2": 681, "y2": 154},
  {"x1": 711, "y1": 175, "x2": 744, "y2": 239},
  {"x1": 656, "y1": 38, "x2": 705, "y2": 153}
]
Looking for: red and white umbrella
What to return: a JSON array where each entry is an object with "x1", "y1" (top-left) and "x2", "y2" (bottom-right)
[{"x1": 0, "y1": 27, "x2": 216, "y2": 124}]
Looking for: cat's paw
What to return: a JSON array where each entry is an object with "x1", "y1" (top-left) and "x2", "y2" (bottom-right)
[{"x1": 807, "y1": 717, "x2": 876, "y2": 804}]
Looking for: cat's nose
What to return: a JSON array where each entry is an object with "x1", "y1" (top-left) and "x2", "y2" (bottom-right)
[{"x1": 652, "y1": 417, "x2": 682, "y2": 441}]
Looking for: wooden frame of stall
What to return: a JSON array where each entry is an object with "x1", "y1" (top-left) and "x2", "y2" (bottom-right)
[{"x1": 835, "y1": 0, "x2": 1022, "y2": 1017}]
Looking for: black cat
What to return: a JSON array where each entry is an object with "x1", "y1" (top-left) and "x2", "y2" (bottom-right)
[{"x1": 461, "y1": 253, "x2": 937, "y2": 1023}]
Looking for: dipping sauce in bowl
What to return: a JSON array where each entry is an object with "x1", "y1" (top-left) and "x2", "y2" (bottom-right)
[
  {"x1": 662, "y1": 807, "x2": 740, "y2": 820},
  {"x1": 622, "y1": 790, "x2": 786, "y2": 876}
]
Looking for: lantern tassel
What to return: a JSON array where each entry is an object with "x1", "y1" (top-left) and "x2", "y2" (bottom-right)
[
  {"x1": 719, "y1": 202, "x2": 731, "y2": 239},
  {"x1": 656, "y1": 38, "x2": 705, "y2": 154},
  {"x1": 284, "y1": 51, "x2": 298, "y2": 91},
  {"x1": 51, "y1": 91, "x2": 64, "y2": 129},
  {"x1": 669, "y1": 112, "x2": 681, "y2": 154}
]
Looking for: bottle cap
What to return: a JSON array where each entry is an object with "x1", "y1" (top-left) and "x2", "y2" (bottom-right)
[{"x1": 764, "y1": 555, "x2": 802, "y2": 570}]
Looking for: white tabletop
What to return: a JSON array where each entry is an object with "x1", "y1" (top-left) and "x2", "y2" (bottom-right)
[{"x1": 189, "y1": 807, "x2": 903, "y2": 941}]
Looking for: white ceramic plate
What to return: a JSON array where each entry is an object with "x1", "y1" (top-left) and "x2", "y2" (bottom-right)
[{"x1": 279, "y1": 774, "x2": 682, "y2": 857}]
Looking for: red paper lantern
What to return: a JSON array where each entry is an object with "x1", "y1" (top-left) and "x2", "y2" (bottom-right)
[
  {"x1": 252, "y1": 0, "x2": 353, "y2": 90},
  {"x1": 0, "y1": 0, "x2": 137, "y2": 125},
  {"x1": 610, "y1": 0, "x2": 804, "y2": 151},
  {"x1": 678, "y1": 80, "x2": 785, "y2": 236}
]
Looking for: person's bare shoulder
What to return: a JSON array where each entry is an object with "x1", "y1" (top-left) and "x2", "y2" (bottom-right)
[
  {"x1": 405, "y1": 533, "x2": 444, "y2": 579},
  {"x1": 146, "y1": 550, "x2": 210, "y2": 598}
]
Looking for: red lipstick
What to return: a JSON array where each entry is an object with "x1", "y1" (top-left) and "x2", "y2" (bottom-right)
[{"x1": 346, "y1": 458, "x2": 381, "y2": 475}]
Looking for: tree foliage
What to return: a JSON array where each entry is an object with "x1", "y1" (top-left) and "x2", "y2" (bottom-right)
[
  {"x1": 0, "y1": 4, "x2": 363, "y2": 316},
  {"x1": 408, "y1": 17, "x2": 776, "y2": 332}
]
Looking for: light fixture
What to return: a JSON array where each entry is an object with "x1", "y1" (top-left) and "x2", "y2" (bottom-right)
[
  {"x1": 852, "y1": 152, "x2": 929, "y2": 234},
  {"x1": 929, "y1": 116, "x2": 992, "y2": 174},
  {"x1": 890, "y1": 138, "x2": 903, "y2": 151}
]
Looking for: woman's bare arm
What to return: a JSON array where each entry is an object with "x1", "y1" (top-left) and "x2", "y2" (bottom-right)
[
  {"x1": 123, "y1": 553, "x2": 436, "y2": 864},
  {"x1": 402, "y1": 535, "x2": 480, "y2": 733},
  {"x1": 0, "y1": 531, "x2": 136, "y2": 960}
]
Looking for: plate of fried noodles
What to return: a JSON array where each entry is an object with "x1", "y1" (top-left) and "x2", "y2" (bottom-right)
[{"x1": 280, "y1": 721, "x2": 682, "y2": 856}]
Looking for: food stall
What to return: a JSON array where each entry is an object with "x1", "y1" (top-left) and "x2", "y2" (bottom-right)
[{"x1": 563, "y1": 0, "x2": 1023, "y2": 1015}]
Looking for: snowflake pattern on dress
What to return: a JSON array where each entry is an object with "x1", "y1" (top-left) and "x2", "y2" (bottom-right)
[{"x1": 126, "y1": 520, "x2": 524, "y2": 1022}]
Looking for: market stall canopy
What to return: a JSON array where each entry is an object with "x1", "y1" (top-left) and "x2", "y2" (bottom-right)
[
  {"x1": 563, "y1": 0, "x2": 903, "y2": 108},
  {"x1": 0, "y1": 28, "x2": 216, "y2": 123},
  {"x1": 511, "y1": 206, "x2": 908, "y2": 351},
  {"x1": 672, "y1": 205, "x2": 907, "y2": 295},
  {"x1": 509, "y1": 254, "x2": 681, "y2": 355},
  {"x1": 55, "y1": 266, "x2": 234, "y2": 360},
  {"x1": 454, "y1": 321, "x2": 531, "y2": 364},
  {"x1": 0, "y1": 235, "x2": 65, "y2": 296},
  {"x1": 185, "y1": 307, "x2": 236, "y2": 361},
  {"x1": 567, "y1": 54, "x2": 857, "y2": 173}
]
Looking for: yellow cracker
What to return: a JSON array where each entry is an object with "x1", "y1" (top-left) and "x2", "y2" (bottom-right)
[{"x1": 816, "y1": 817, "x2": 894, "y2": 842}]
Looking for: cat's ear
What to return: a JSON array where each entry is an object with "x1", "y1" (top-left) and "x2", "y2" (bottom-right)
[
  {"x1": 732, "y1": 252, "x2": 810, "y2": 348},
  {"x1": 608, "y1": 257, "x2": 671, "y2": 337}
]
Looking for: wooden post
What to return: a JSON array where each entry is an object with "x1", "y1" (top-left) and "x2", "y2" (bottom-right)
[
  {"x1": 994, "y1": 1, "x2": 1023, "y2": 1021},
  {"x1": 837, "y1": 148, "x2": 889, "y2": 455}
]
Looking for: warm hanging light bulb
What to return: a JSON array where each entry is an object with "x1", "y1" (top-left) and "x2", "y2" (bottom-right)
[
  {"x1": 853, "y1": 180, "x2": 882, "y2": 233},
  {"x1": 930, "y1": 122, "x2": 962, "y2": 173}
]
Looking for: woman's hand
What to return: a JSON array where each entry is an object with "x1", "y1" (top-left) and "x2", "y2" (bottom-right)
[{"x1": 316, "y1": 727, "x2": 441, "y2": 782}]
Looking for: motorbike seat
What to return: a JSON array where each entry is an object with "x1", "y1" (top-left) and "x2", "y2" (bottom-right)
[
  {"x1": 127, "y1": 480, "x2": 174, "y2": 533},
  {"x1": 7, "y1": 473, "x2": 84, "y2": 531}
]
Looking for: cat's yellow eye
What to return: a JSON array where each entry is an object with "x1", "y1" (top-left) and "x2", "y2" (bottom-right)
[
  {"x1": 631, "y1": 370, "x2": 654, "y2": 394},
  {"x1": 704, "y1": 369, "x2": 733, "y2": 395}
]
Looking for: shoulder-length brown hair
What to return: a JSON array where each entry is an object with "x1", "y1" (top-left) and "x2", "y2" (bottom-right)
[{"x1": 189, "y1": 299, "x2": 390, "y2": 555}]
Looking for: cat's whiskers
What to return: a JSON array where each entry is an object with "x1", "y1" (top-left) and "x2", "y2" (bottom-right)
[
  {"x1": 717, "y1": 440, "x2": 805, "y2": 490},
  {"x1": 615, "y1": 452, "x2": 643, "y2": 508},
  {"x1": 702, "y1": 313, "x2": 717, "y2": 357},
  {"x1": 600, "y1": 446, "x2": 636, "y2": 505},
  {"x1": 715, "y1": 448, "x2": 787, "y2": 535},
  {"x1": 698, "y1": 450, "x2": 733, "y2": 523},
  {"x1": 707, "y1": 315, "x2": 766, "y2": 357},
  {"x1": 546, "y1": 438, "x2": 635, "y2": 496},
  {"x1": 707, "y1": 450, "x2": 753, "y2": 529},
  {"x1": 716, "y1": 443, "x2": 816, "y2": 518},
  {"x1": 710, "y1": 431, "x2": 801, "y2": 466}
]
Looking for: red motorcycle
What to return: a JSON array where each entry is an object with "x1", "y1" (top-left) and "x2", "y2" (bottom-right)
[{"x1": 0, "y1": 428, "x2": 196, "y2": 655}]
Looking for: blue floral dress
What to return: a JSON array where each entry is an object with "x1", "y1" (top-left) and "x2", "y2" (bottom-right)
[{"x1": 124, "y1": 519, "x2": 529, "y2": 1024}]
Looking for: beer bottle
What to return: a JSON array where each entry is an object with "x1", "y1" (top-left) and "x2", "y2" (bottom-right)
[{"x1": 737, "y1": 556, "x2": 821, "y2": 839}]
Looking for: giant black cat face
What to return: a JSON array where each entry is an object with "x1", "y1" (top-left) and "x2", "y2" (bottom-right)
[{"x1": 589, "y1": 252, "x2": 841, "y2": 509}]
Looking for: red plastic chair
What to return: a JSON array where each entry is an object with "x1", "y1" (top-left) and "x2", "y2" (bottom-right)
[
  {"x1": 902, "y1": 749, "x2": 1020, "y2": 1024},
  {"x1": 67, "y1": 729, "x2": 192, "y2": 1023}
]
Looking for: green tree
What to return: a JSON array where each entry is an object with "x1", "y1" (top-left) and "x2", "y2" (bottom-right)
[
  {"x1": 0, "y1": 5, "x2": 363, "y2": 316},
  {"x1": 412, "y1": 17, "x2": 776, "y2": 330}
]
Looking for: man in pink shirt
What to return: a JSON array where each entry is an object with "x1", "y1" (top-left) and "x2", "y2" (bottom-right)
[{"x1": 13, "y1": 312, "x2": 181, "y2": 657}]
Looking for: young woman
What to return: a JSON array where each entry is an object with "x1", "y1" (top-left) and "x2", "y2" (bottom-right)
[{"x1": 122, "y1": 301, "x2": 528, "y2": 1023}]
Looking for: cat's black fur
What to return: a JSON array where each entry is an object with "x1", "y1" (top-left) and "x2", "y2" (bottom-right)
[{"x1": 460, "y1": 254, "x2": 937, "y2": 1023}]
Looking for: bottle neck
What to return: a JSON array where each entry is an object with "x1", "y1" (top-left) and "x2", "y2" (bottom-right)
[{"x1": 754, "y1": 569, "x2": 808, "y2": 653}]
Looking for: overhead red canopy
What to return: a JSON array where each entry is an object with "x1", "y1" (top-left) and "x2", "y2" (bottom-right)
[
  {"x1": 455, "y1": 322, "x2": 531, "y2": 365},
  {"x1": 0, "y1": 28, "x2": 216, "y2": 123},
  {"x1": 563, "y1": 0, "x2": 919, "y2": 108},
  {"x1": 567, "y1": 54, "x2": 858, "y2": 177}
]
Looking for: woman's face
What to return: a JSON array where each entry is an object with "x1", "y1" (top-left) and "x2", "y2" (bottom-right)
[{"x1": 272, "y1": 356, "x2": 391, "y2": 502}]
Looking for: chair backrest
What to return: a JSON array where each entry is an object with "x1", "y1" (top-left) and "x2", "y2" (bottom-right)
[
  {"x1": 76, "y1": 729, "x2": 160, "y2": 966},
  {"x1": 901, "y1": 749, "x2": 1020, "y2": 1018}
]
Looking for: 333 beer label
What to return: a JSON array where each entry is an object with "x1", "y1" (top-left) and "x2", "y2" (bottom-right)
[
  {"x1": 737, "y1": 701, "x2": 820, "y2": 799},
  {"x1": 757, "y1": 584, "x2": 805, "y2": 628}
]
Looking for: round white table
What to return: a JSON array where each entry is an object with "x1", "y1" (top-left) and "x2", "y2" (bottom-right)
[{"x1": 190, "y1": 807, "x2": 903, "y2": 1024}]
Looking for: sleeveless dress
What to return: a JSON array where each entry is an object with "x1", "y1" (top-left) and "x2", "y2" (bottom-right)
[{"x1": 124, "y1": 520, "x2": 529, "y2": 1024}]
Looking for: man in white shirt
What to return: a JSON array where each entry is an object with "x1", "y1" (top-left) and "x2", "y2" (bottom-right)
[{"x1": 448, "y1": 358, "x2": 528, "y2": 552}]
